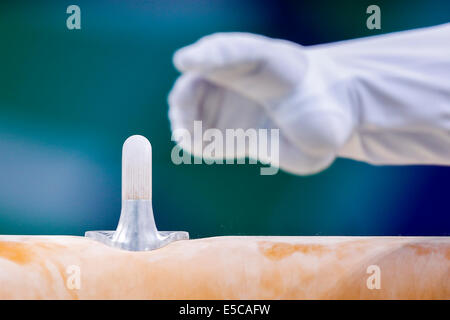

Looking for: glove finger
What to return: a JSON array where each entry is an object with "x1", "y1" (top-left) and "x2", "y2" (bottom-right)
[
  {"x1": 256, "y1": 117, "x2": 336, "y2": 175},
  {"x1": 169, "y1": 73, "x2": 268, "y2": 159},
  {"x1": 173, "y1": 32, "x2": 270, "y2": 73},
  {"x1": 277, "y1": 133, "x2": 336, "y2": 175},
  {"x1": 174, "y1": 33, "x2": 307, "y2": 105}
]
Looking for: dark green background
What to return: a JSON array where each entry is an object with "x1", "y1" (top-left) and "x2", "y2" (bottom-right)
[{"x1": 0, "y1": 0, "x2": 448, "y2": 238}]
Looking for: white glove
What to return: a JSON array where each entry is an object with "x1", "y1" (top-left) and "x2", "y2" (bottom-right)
[{"x1": 169, "y1": 23, "x2": 450, "y2": 175}]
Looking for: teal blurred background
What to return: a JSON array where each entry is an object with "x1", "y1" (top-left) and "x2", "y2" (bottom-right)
[{"x1": 0, "y1": 0, "x2": 448, "y2": 237}]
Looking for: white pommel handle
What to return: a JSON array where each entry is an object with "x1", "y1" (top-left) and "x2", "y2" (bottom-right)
[
  {"x1": 86, "y1": 134, "x2": 188, "y2": 251},
  {"x1": 122, "y1": 135, "x2": 152, "y2": 201}
]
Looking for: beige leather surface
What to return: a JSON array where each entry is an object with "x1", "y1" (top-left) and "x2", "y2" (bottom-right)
[{"x1": 0, "y1": 236, "x2": 448, "y2": 299}]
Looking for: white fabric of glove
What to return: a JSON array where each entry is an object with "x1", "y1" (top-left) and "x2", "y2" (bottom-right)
[{"x1": 169, "y1": 23, "x2": 450, "y2": 175}]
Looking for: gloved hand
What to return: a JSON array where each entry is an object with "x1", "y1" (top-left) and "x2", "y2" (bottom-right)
[{"x1": 169, "y1": 23, "x2": 450, "y2": 175}]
